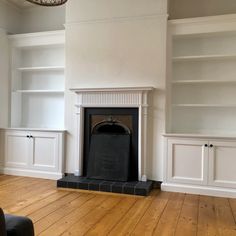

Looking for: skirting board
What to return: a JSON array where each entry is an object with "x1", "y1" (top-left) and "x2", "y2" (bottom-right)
[
  {"x1": 161, "y1": 183, "x2": 236, "y2": 198},
  {"x1": 0, "y1": 167, "x2": 64, "y2": 180}
]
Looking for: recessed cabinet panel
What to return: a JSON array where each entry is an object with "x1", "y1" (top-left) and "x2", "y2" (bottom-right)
[
  {"x1": 173, "y1": 145, "x2": 203, "y2": 179},
  {"x1": 209, "y1": 141, "x2": 236, "y2": 188},
  {"x1": 32, "y1": 134, "x2": 58, "y2": 170},
  {"x1": 167, "y1": 139, "x2": 208, "y2": 185},
  {"x1": 5, "y1": 132, "x2": 29, "y2": 167}
]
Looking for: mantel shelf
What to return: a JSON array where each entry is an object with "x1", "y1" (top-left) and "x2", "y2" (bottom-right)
[
  {"x1": 173, "y1": 54, "x2": 236, "y2": 62},
  {"x1": 17, "y1": 66, "x2": 65, "y2": 72},
  {"x1": 70, "y1": 86, "x2": 154, "y2": 93}
]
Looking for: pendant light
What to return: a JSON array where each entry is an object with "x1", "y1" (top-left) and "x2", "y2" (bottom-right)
[{"x1": 26, "y1": 0, "x2": 68, "y2": 7}]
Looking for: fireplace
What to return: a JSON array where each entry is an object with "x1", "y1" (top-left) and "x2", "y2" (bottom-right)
[
  {"x1": 84, "y1": 108, "x2": 138, "y2": 181},
  {"x1": 57, "y1": 87, "x2": 154, "y2": 196},
  {"x1": 71, "y1": 87, "x2": 153, "y2": 182}
]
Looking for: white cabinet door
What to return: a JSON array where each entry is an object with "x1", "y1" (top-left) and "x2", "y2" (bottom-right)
[
  {"x1": 30, "y1": 132, "x2": 60, "y2": 172},
  {"x1": 209, "y1": 140, "x2": 236, "y2": 188},
  {"x1": 5, "y1": 131, "x2": 30, "y2": 168},
  {"x1": 167, "y1": 139, "x2": 208, "y2": 185}
]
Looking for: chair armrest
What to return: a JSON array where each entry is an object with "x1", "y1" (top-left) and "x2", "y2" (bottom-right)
[{"x1": 0, "y1": 208, "x2": 7, "y2": 236}]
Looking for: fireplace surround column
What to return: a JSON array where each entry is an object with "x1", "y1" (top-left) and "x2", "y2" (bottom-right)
[{"x1": 71, "y1": 87, "x2": 154, "y2": 181}]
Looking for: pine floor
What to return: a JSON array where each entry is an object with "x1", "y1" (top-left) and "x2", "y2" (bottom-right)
[{"x1": 0, "y1": 175, "x2": 236, "y2": 236}]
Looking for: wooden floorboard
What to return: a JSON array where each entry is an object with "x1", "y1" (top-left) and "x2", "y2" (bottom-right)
[
  {"x1": 0, "y1": 175, "x2": 236, "y2": 236},
  {"x1": 175, "y1": 194, "x2": 199, "y2": 236},
  {"x1": 152, "y1": 192, "x2": 185, "y2": 236}
]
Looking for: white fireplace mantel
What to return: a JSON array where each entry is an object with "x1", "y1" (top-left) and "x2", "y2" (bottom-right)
[{"x1": 71, "y1": 86, "x2": 154, "y2": 181}]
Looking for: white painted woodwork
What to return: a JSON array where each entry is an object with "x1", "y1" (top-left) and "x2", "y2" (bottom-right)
[
  {"x1": 167, "y1": 139, "x2": 208, "y2": 185},
  {"x1": 169, "y1": 14, "x2": 236, "y2": 36},
  {"x1": 0, "y1": 28, "x2": 9, "y2": 128},
  {"x1": 8, "y1": 31, "x2": 65, "y2": 47},
  {"x1": 1, "y1": 129, "x2": 65, "y2": 180},
  {"x1": 164, "y1": 14, "x2": 236, "y2": 197},
  {"x1": 5, "y1": 131, "x2": 29, "y2": 167},
  {"x1": 209, "y1": 140, "x2": 236, "y2": 189},
  {"x1": 163, "y1": 135, "x2": 236, "y2": 198},
  {"x1": 0, "y1": 130, "x2": 5, "y2": 166},
  {"x1": 9, "y1": 30, "x2": 65, "y2": 129},
  {"x1": 71, "y1": 87, "x2": 153, "y2": 181},
  {"x1": 168, "y1": 14, "x2": 236, "y2": 135},
  {"x1": 162, "y1": 182, "x2": 236, "y2": 199},
  {"x1": 31, "y1": 132, "x2": 59, "y2": 172}
]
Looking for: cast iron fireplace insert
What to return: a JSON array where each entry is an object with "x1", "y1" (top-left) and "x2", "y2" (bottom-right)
[
  {"x1": 87, "y1": 118, "x2": 131, "y2": 181},
  {"x1": 84, "y1": 108, "x2": 139, "y2": 181}
]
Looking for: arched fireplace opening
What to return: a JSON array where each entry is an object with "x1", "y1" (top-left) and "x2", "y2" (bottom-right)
[{"x1": 84, "y1": 108, "x2": 139, "y2": 181}]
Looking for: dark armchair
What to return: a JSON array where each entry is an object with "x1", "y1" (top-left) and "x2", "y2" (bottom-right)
[{"x1": 0, "y1": 208, "x2": 34, "y2": 236}]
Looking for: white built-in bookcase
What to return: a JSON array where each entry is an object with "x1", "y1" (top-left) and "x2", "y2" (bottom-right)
[
  {"x1": 168, "y1": 15, "x2": 236, "y2": 135},
  {"x1": 9, "y1": 30, "x2": 65, "y2": 129}
]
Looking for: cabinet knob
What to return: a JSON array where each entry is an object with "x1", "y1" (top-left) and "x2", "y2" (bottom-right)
[
  {"x1": 30, "y1": 135, "x2": 33, "y2": 138},
  {"x1": 26, "y1": 135, "x2": 30, "y2": 138},
  {"x1": 204, "y1": 144, "x2": 208, "y2": 147},
  {"x1": 210, "y1": 144, "x2": 213, "y2": 148}
]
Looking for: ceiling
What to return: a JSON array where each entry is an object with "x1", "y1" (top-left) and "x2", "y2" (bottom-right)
[{"x1": 7, "y1": 0, "x2": 34, "y2": 8}]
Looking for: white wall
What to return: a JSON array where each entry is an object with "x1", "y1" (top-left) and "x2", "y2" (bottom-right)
[
  {"x1": 0, "y1": 28, "x2": 9, "y2": 128},
  {"x1": 21, "y1": 5, "x2": 65, "y2": 33},
  {"x1": 0, "y1": 0, "x2": 65, "y2": 34},
  {"x1": 0, "y1": 0, "x2": 21, "y2": 33},
  {"x1": 169, "y1": 0, "x2": 236, "y2": 19},
  {"x1": 65, "y1": 0, "x2": 168, "y2": 181}
]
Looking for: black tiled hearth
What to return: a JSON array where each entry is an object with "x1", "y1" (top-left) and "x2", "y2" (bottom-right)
[{"x1": 57, "y1": 175, "x2": 153, "y2": 196}]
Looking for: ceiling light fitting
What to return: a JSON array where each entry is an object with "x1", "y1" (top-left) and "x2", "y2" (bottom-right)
[{"x1": 26, "y1": 0, "x2": 68, "y2": 6}]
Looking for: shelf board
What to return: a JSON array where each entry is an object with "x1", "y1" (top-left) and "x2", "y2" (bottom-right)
[
  {"x1": 13, "y1": 90, "x2": 64, "y2": 94},
  {"x1": 172, "y1": 54, "x2": 236, "y2": 62},
  {"x1": 17, "y1": 66, "x2": 65, "y2": 72},
  {"x1": 172, "y1": 104, "x2": 236, "y2": 108},
  {"x1": 163, "y1": 133, "x2": 236, "y2": 139},
  {"x1": 172, "y1": 80, "x2": 236, "y2": 84},
  {"x1": 6, "y1": 127, "x2": 66, "y2": 132}
]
